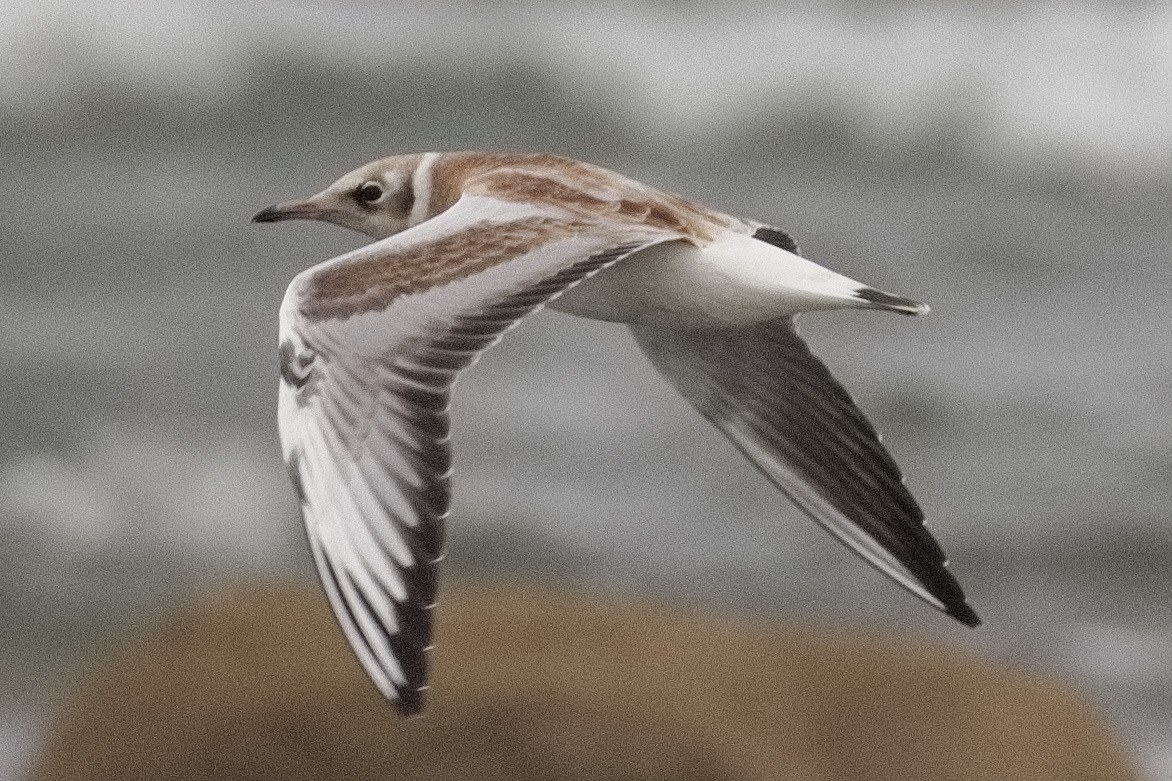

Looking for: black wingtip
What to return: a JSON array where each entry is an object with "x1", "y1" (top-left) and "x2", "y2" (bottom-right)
[
  {"x1": 394, "y1": 687, "x2": 426, "y2": 717},
  {"x1": 751, "y1": 225, "x2": 800, "y2": 254},
  {"x1": 946, "y1": 601, "x2": 982, "y2": 628}
]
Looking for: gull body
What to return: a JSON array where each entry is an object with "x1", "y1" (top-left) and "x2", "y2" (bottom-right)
[
  {"x1": 258, "y1": 152, "x2": 922, "y2": 329},
  {"x1": 551, "y1": 232, "x2": 908, "y2": 326},
  {"x1": 253, "y1": 151, "x2": 975, "y2": 716}
]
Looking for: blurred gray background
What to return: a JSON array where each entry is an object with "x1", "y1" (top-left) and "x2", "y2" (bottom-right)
[{"x1": 2, "y1": 1, "x2": 1170, "y2": 777}]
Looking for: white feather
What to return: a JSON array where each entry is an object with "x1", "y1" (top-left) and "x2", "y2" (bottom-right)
[{"x1": 551, "y1": 228, "x2": 874, "y2": 326}]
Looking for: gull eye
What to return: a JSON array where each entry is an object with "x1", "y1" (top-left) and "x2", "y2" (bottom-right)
[{"x1": 356, "y1": 181, "x2": 384, "y2": 204}]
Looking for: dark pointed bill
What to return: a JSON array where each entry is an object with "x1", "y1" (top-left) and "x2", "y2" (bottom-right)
[{"x1": 252, "y1": 199, "x2": 324, "y2": 223}]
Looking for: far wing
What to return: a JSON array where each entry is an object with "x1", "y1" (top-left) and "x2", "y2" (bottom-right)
[
  {"x1": 630, "y1": 318, "x2": 980, "y2": 626},
  {"x1": 278, "y1": 195, "x2": 676, "y2": 714}
]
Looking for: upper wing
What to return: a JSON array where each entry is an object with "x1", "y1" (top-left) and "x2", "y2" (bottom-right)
[
  {"x1": 630, "y1": 318, "x2": 980, "y2": 626},
  {"x1": 278, "y1": 194, "x2": 676, "y2": 714}
]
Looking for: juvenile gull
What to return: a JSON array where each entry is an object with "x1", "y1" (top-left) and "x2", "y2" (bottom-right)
[{"x1": 253, "y1": 151, "x2": 980, "y2": 715}]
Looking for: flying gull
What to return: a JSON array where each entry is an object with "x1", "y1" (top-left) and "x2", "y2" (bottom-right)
[{"x1": 253, "y1": 151, "x2": 980, "y2": 715}]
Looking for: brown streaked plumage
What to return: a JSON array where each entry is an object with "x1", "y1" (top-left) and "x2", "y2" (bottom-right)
[
  {"x1": 479, "y1": 171, "x2": 726, "y2": 241},
  {"x1": 304, "y1": 216, "x2": 592, "y2": 321},
  {"x1": 253, "y1": 151, "x2": 977, "y2": 717},
  {"x1": 431, "y1": 152, "x2": 729, "y2": 243},
  {"x1": 426, "y1": 152, "x2": 632, "y2": 215}
]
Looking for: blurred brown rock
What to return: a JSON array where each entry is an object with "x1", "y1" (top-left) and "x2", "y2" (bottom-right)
[{"x1": 28, "y1": 581, "x2": 1141, "y2": 781}]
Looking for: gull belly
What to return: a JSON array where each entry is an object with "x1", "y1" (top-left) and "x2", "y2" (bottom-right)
[{"x1": 550, "y1": 230, "x2": 874, "y2": 327}]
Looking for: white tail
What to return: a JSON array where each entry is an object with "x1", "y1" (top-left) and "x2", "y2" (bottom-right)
[{"x1": 28, "y1": 581, "x2": 1141, "y2": 781}]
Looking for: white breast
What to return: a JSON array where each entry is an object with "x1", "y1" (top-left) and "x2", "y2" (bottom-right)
[{"x1": 550, "y1": 230, "x2": 873, "y2": 327}]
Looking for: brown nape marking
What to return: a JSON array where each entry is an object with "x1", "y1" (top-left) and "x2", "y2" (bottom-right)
[
  {"x1": 302, "y1": 217, "x2": 584, "y2": 321},
  {"x1": 424, "y1": 158, "x2": 460, "y2": 216},
  {"x1": 394, "y1": 178, "x2": 416, "y2": 218}
]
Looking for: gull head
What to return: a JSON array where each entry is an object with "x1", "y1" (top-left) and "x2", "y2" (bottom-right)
[{"x1": 252, "y1": 154, "x2": 423, "y2": 239}]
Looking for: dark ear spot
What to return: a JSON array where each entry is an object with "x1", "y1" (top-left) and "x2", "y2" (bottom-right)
[
  {"x1": 392, "y1": 181, "x2": 416, "y2": 216},
  {"x1": 752, "y1": 226, "x2": 799, "y2": 254}
]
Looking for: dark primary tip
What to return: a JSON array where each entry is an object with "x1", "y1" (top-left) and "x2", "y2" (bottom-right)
[
  {"x1": 394, "y1": 687, "x2": 426, "y2": 717},
  {"x1": 751, "y1": 225, "x2": 799, "y2": 254},
  {"x1": 949, "y1": 602, "x2": 982, "y2": 628}
]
